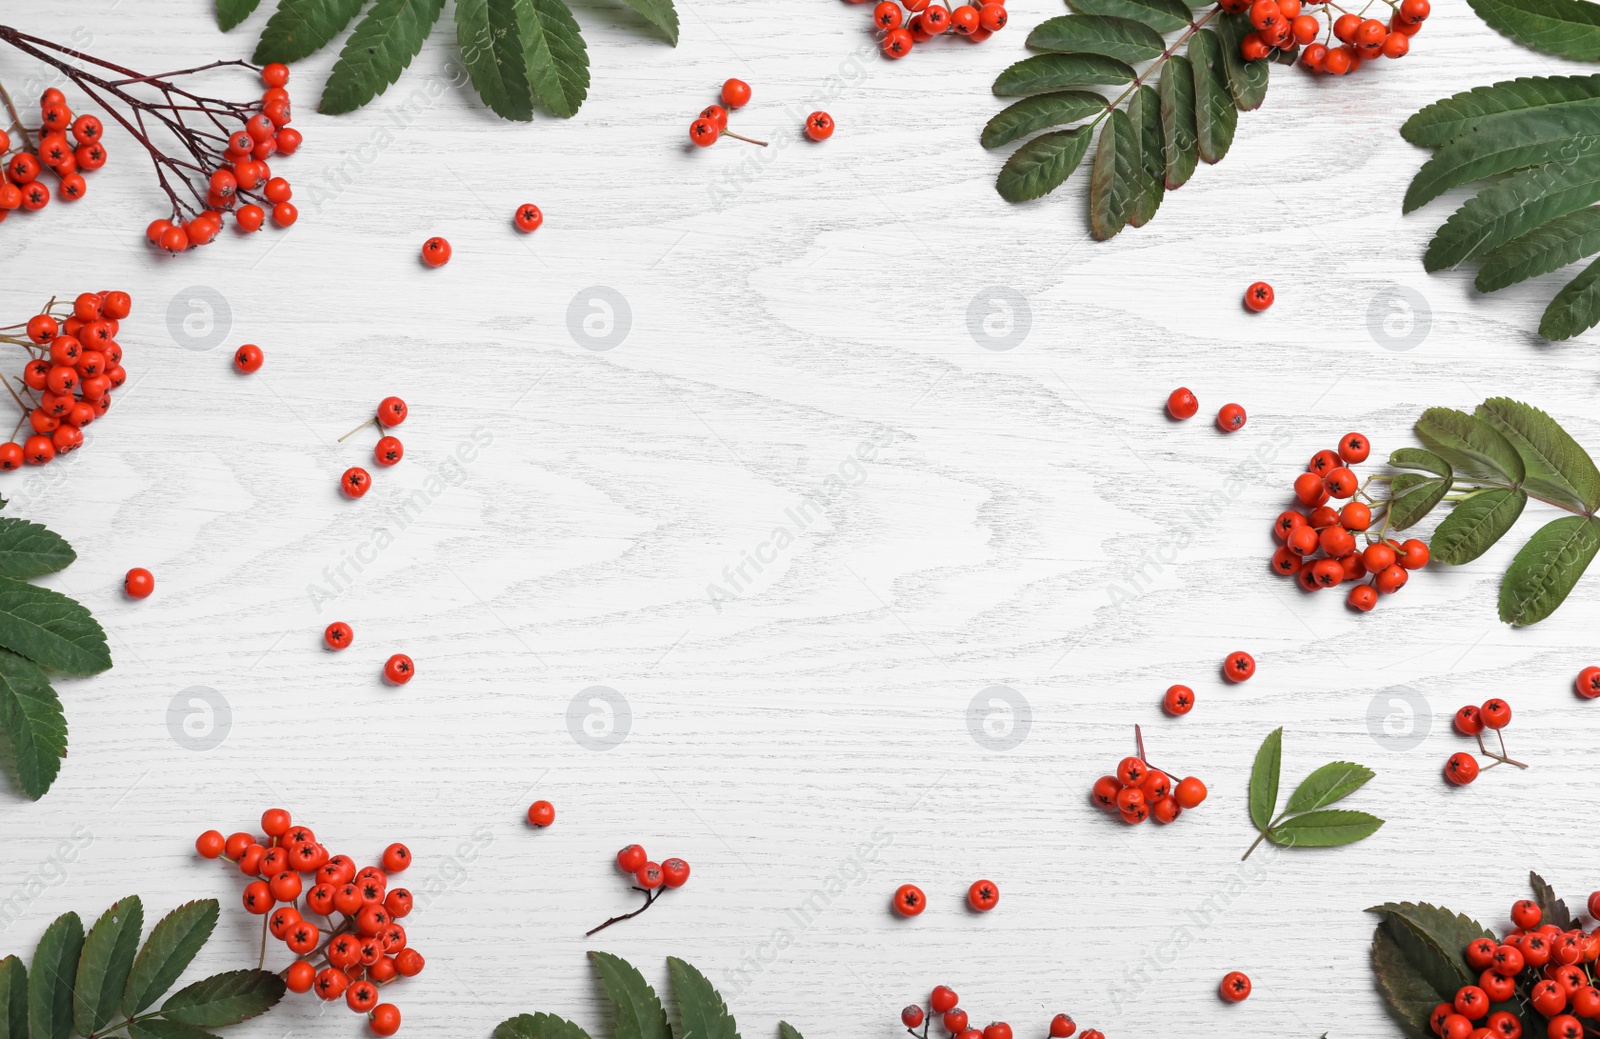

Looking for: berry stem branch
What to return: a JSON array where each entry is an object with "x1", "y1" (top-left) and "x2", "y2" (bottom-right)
[
  {"x1": 585, "y1": 887, "x2": 663, "y2": 936},
  {"x1": 721, "y1": 129, "x2": 767, "y2": 147}
]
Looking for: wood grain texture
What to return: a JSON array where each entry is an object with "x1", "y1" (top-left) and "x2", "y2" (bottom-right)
[{"x1": 1, "y1": 2, "x2": 1599, "y2": 1038}]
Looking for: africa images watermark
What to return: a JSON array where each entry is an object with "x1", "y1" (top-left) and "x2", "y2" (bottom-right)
[{"x1": 0, "y1": 825, "x2": 94, "y2": 936}]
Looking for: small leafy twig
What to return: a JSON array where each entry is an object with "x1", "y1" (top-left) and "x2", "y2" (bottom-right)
[{"x1": 1242, "y1": 727, "x2": 1383, "y2": 860}]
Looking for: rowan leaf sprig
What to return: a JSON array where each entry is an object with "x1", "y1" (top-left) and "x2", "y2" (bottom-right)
[{"x1": 1242, "y1": 727, "x2": 1383, "y2": 860}]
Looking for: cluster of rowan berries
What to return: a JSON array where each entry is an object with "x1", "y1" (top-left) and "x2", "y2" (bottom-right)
[
  {"x1": 860, "y1": 0, "x2": 1009, "y2": 57},
  {"x1": 0, "y1": 291, "x2": 130, "y2": 469},
  {"x1": 143, "y1": 62, "x2": 302, "y2": 254},
  {"x1": 1445, "y1": 698, "x2": 1526, "y2": 786},
  {"x1": 890, "y1": 879, "x2": 1001, "y2": 917},
  {"x1": 1, "y1": 89, "x2": 108, "y2": 221},
  {"x1": 1092, "y1": 754, "x2": 1208, "y2": 826},
  {"x1": 1273, "y1": 433, "x2": 1431, "y2": 611},
  {"x1": 901, "y1": 988, "x2": 1102, "y2": 1039},
  {"x1": 1435, "y1": 895, "x2": 1600, "y2": 1039},
  {"x1": 1228, "y1": 0, "x2": 1431, "y2": 76},
  {"x1": 587, "y1": 844, "x2": 691, "y2": 935},
  {"x1": 194, "y1": 809, "x2": 422, "y2": 1036},
  {"x1": 1165, "y1": 386, "x2": 1247, "y2": 433},
  {"x1": 338, "y1": 396, "x2": 409, "y2": 499}
]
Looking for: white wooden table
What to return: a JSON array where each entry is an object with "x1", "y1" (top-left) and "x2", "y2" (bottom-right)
[{"x1": 2, "y1": 1, "x2": 1598, "y2": 1036}]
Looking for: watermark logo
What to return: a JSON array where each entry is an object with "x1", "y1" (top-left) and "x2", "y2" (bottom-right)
[
  {"x1": 967, "y1": 286, "x2": 1031, "y2": 352},
  {"x1": 1366, "y1": 686, "x2": 1431, "y2": 751},
  {"x1": 967, "y1": 685, "x2": 1031, "y2": 751},
  {"x1": 567, "y1": 287, "x2": 631, "y2": 351},
  {"x1": 1366, "y1": 282, "x2": 1432, "y2": 353},
  {"x1": 567, "y1": 686, "x2": 631, "y2": 750},
  {"x1": 167, "y1": 686, "x2": 231, "y2": 751},
  {"x1": 166, "y1": 286, "x2": 232, "y2": 352}
]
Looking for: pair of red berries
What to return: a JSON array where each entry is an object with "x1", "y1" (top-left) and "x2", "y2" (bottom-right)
[
  {"x1": 340, "y1": 397, "x2": 409, "y2": 498},
  {"x1": 867, "y1": 0, "x2": 1010, "y2": 58},
  {"x1": 0, "y1": 88, "x2": 107, "y2": 221},
  {"x1": 195, "y1": 808, "x2": 420, "y2": 1036},
  {"x1": 320, "y1": 622, "x2": 412, "y2": 685},
  {"x1": 890, "y1": 880, "x2": 1000, "y2": 916},
  {"x1": 1161, "y1": 652, "x2": 1252, "y2": 714},
  {"x1": 418, "y1": 203, "x2": 543, "y2": 265},
  {"x1": 1164, "y1": 387, "x2": 1247, "y2": 433},
  {"x1": 900, "y1": 988, "x2": 1098, "y2": 1039},
  {"x1": 1446, "y1": 698, "x2": 1524, "y2": 785},
  {"x1": 2, "y1": 290, "x2": 132, "y2": 470}
]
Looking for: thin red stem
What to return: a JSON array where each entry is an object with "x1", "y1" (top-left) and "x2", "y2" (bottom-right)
[{"x1": 586, "y1": 888, "x2": 663, "y2": 936}]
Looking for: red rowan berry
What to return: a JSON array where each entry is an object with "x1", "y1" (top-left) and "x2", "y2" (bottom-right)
[
  {"x1": 369, "y1": 1003, "x2": 401, "y2": 1036},
  {"x1": 1274, "y1": 509, "x2": 1307, "y2": 540},
  {"x1": 1166, "y1": 387, "x2": 1199, "y2": 420},
  {"x1": 903, "y1": 1007, "x2": 925, "y2": 1029},
  {"x1": 124, "y1": 568, "x2": 155, "y2": 599},
  {"x1": 1480, "y1": 698, "x2": 1510, "y2": 729},
  {"x1": 983, "y1": 1025, "x2": 1011, "y2": 1039},
  {"x1": 342, "y1": 467, "x2": 372, "y2": 498},
  {"x1": 875, "y1": 2, "x2": 904, "y2": 28},
  {"x1": 1049, "y1": 1014, "x2": 1076, "y2": 1038},
  {"x1": 514, "y1": 203, "x2": 544, "y2": 232},
  {"x1": 893, "y1": 883, "x2": 926, "y2": 916},
  {"x1": 1291, "y1": 14, "x2": 1319, "y2": 43},
  {"x1": 1480, "y1": 969, "x2": 1515, "y2": 1003},
  {"x1": 1220, "y1": 971, "x2": 1251, "y2": 1002},
  {"x1": 1322, "y1": 45, "x2": 1353, "y2": 73},
  {"x1": 722, "y1": 78, "x2": 752, "y2": 108},
  {"x1": 944, "y1": 1011, "x2": 970, "y2": 1033},
  {"x1": 1348, "y1": 585, "x2": 1377, "y2": 612},
  {"x1": 1116, "y1": 756, "x2": 1146, "y2": 785},
  {"x1": 527, "y1": 800, "x2": 555, "y2": 827},
  {"x1": 286, "y1": 960, "x2": 315, "y2": 994},
  {"x1": 396, "y1": 948, "x2": 425, "y2": 977},
  {"x1": 242, "y1": 881, "x2": 273, "y2": 914},
  {"x1": 1294, "y1": 471, "x2": 1329, "y2": 507},
  {"x1": 1175, "y1": 776, "x2": 1207, "y2": 808},
  {"x1": 381, "y1": 843, "x2": 411, "y2": 872},
  {"x1": 1090, "y1": 775, "x2": 1121, "y2": 810},
  {"x1": 324, "y1": 621, "x2": 353, "y2": 650},
  {"x1": 236, "y1": 204, "x2": 265, "y2": 231},
  {"x1": 1308, "y1": 449, "x2": 1340, "y2": 475},
  {"x1": 924, "y1": 5, "x2": 951, "y2": 31},
  {"x1": 1323, "y1": 467, "x2": 1358, "y2": 498},
  {"x1": 1446, "y1": 752, "x2": 1480, "y2": 785},
  {"x1": 882, "y1": 28, "x2": 914, "y2": 56},
  {"x1": 690, "y1": 119, "x2": 721, "y2": 146},
  {"x1": 195, "y1": 830, "x2": 226, "y2": 858},
  {"x1": 805, "y1": 112, "x2": 835, "y2": 141},
  {"x1": 1454, "y1": 705, "x2": 1484, "y2": 736},
  {"x1": 1244, "y1": 281, "x2": 1273, "y2": 311},
  {"x1": 1400, "y1": 0, "x2": 1429, "y2": 21},
  {"x1": 1286, "y1": 525, "x2": 1320, "y2": 556},
  {"x1": 421, "y1": 236, "x2": 451, "y2": 267},
  {"x1": 345, "y1": 980, "x2": 379, "y2": 1013},
  {"x1": 661, "y1": 857, "x2": 691, "y2": 888},
  {"x1": 617, "y1": 844, "x2": 648, "y2": 872},
  {"x1": 1319, "y1": 525, "x2": 1355, "y2": 558},
  {"x1": 1340, "y1": 501, "x2": 1372, "y2": 531},
  {"x1": 968, "y1": 879, "x2": 999, "y2": 911},
  {"x1": 637, "y1": 862, "x2": 665, "y2": 890},
  {"x1": 1398, "y1": 539, "x2": 1430, "y2": 569},
  {"x1": 379, "y1": 396, "x2": 408, "y2": 426},
  {"x1": 1216, "y1": 403, "x2": 1246, "y2": 432},
  {"x1": 1163, "y1": 684, "x2": 1194, "y2": 715},
  {"x1": 931, "y1": 987, "x2": 959, "y2": 1013},
  {"x1": 699, "y1": 104, "x2": 729, "y2": 129},
  {"x1": 1272, "y1": 545, "x2": 1304, "y2": 577},
  {"x1": 1578, "y1": 666, "x2": 1600, "y2": 699},
  {"x1": 978, "y1": 3, "x2": 1007, "y2": 29},
  {"x1": 384, "y1": 889, "x2": 413, "y2": 919},
  {"x1": 1223, "y1": 651, "x2": 1255, "y2": 682},
  {"x1": 233, "y1": 343, "x2": 263, "y2": 373},
  {"x1": 1375, "y1": 564, "x2": 1408, "y2": 593},
  {"x1": 269, "y1": 870, "x2": 303, "y2": 902}
]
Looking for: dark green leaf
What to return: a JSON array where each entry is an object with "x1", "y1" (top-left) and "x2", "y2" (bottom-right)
[
  {"x1": 1389, "y1": 448, "x2": 1453, "y2": 478},
  {"x1": 1285, "y1": 762, "x2": 1375, "y2": 814},
  {"x1": 1371, "y1": 921, "x2": 1451, "y2": 1039},
  {"x1": 1189, "y1": 29, "x2": 1236, "y2": 164},
  {"x1": 1248, "y1": 727, "x2": 1281, "y2": 833},
  {"x1": 1432, "y1": 489, "x2": 1528, "y2": 565},
  {"x1": 128, "y1": 1021, "x2": 225, "y2": 1039},
  {"x1": 616, "y1": 0, "x2": 677, "y2": 43},
  {"x1": 1159, "y1": 55, "x2": 1198, "y2": 190},
  {"x1": 1477, "y1": 397, "x2": 1600, "y2": 512},
  {"x1": 456, "y1": 0, "x2": 537, "y2": 120},
  {"x1": 1026, "y1": 15, "x2": 1165, "y2": 61},
  {"x1": 217, "y1": 0, "x2": 264, "y2": 31},
  {"x1": 1127, "y1": 84, "x2": 1164, "y2": 226},
  {"x1": 779, "y1": 1025, "x2": 804, "y2": 1039},
  {"x1": 996, "y1": 127, "x2": 1092, "y2": 201},
  {"x1": 1425, "y1": 155, "x2": 1600, "y2": 271},
  {"x1": 0, "y1": 518, "x2": 75, "y2": 579},
  {"x1": 1465, "y1": 0, "x2": 1600, "y2": 61},
  {"x1": 589, "y1": 951, "x2": 669, "y2": 1039},
  {"x1": 1415, "y1": 407, "x2": 1526, "y2": 484},
  {"x1": 320, "y1": 0, "x2": 448, "y2": 113},
  {"x1": 1066, "y1": 0, "x2": 1193, "y2": 32},
  {"x1": 1405, "y1": 109, "x2": 1600, "y2": 213},
  {"x1": 1267, "y1": 809, "x2": 1384, "y2": 847},
  {"x1": 28, "y1": 913, "x2": 83, "y2": 1039},
  {"x1": 1478, "y1": 206, "x2": 1600, "y2": 291},
  {"x1": 993, "y1": 54, "x2": 1135, "y2": 95},
  {"x1": 0, "y1": 648, "x2": 65, "y2": 800},
  {"x1": 254, "y1": 0, "x2": 369, "y2": 63},
  {"x1": 982, "y1": 92, "x2": 1108, "y2": 149},
  {"x1": 1499, "y1": 515, "x2": 1600, "y2": 625},
  {"x1": 494, "y1": 1014, "x2": 593, "y2": 1039},
  {"x1": 160, "y1": 970, "x2": 284, "y2": 1028},
  {"x1": 1403, "y1": 74, "x2": 1600, "y2": 147},
  {"x1": 512, "y1": 0, "x2": 590, "y2": 118},
  {"x1": 0, "y1": 957, "x2": 26, "y2": 1039},
  {"x1": 1216, "y1": 12, "x2": 1270, "y2": 111},
  {"x1": 122, "y1": 900, "x2": 219, "y2": 1018},
  {"x1": 1388, "y1": 474, "x2": 1451, "y2": 530},
  {"x1": 667, "y1": 958, "x2": 739, "y2": 1039},
  {"x1": 1090, "y1": 108, "x2": 1138, "y2": 239},
  {"x1": 1367, "y1": 903, "x2": 1490, "y2": 994},
  {"x1": 0, "y1": 577, "x2": 111, "y2": 676},
  {"x1": 1531, "y1": 871, "x2": 1575, "y2": 929},
  {"x1": 74, "y1": 897, "x2": 144, "y2": 1036},
  {"x1": 1541, "y1": 251, "x2": 1600, "y2": 339}
]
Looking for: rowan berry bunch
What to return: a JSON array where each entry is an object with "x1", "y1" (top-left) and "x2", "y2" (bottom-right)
[
  {"x1": 0, "y1": 25, "x2": 301, "y2": 251},
  {"x1": 0, "y1": 290, "x2": 130, "y2": 470},
  {"x1": 1272, "y1": 433, "x2": 1432, "y2": 611},
  {"x1": 0, "y1": 87, "x2": 110, "y2": 221},
  {"x1": 691, "y1": 79, "x2": 768, "y2": 148},
  {"x1": 587, "y1": 843, "x2": 691, "y2": 936},
  {"x1": 1446, "y1": 697, "x2": 1528, "y2": 786},
  {"x1": 1226, "y1": 0, "x2": 1431, "y2": 76},
  {"x1": 1436, "y1": 896, "x2": 1600, "y2": 1039},
  {"x1": 900, "y1": 987, "x2": 1103, "y2": 1039},
  {"x1": 194, "y1": 808, "x2": 423, "y2": 1036},
  {"x1": 338, "y1": 396, "x2": 409, "y2": 499},
  {"x1": 861, "y1": 0, "x2": 1009, "y2": 58},
  {"x1": 1090, "y1": 726, "x2": 1207, "y2": 826}
]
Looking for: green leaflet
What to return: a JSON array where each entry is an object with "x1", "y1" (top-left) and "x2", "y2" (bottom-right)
[
  {"x1": 997, "y1": 127, "x2": 1093, "y2": 201},
  {"x1": 1367, "y1": 903, "x2": 1489, "y2": 995},
  {"x1": 1477, "y1": 205, "x2": 1600, "y2": 291},
  {"x1": 512, "y1": 0, "x2": 590, "y2": 117},
  {"x1": 217, "y1": 0, "x2": 265, "y2": 31},
  {"x1": 589, "y1": 951, "x2": 670, "y2": 1039},
  {"x1": 1127, "y1": 84, "x2": 1164, "y2": 226},
  {"x1": 1189, "y1": 29, "x2": 1235, "y2": 164},
  {"x1": 494, "y1": 1014, "x2": 593, "y2": 1039},
  {"x1": 0, "y1": 957, "x2": 25, "y2": 1039},
  {"x1": 122, "y1": 901, "x2": 220, "y2": 1018},
  {"x1": 1499, "y1": 515, "x2": 1600, "y2": 625},
  {"x1": 74, "y1": 897, "x2": 144, "y2": 1036},
  {"x1": 0, "y1": 648, "x2": 65, "y2": 800},
  {"x1": 993, "y1": 54, "x2": 1136, "y2": 95},
  {"x1": 320, "y1": 0, "x2": 448, "y2": 114},
  {"x1": 128, "y1": 1022, "x2": 227, "y2": 1039},
  {"x1": 457, "y1": 0, "x2": 537, "y2": 120},
  {"x1": 1216, "y1": 12, "x2": 1269, "y2": 111},
  {"x1": 1066, "y1": 0, "x2": 1193, "y2": 33},
  {"x1": 667, "y1": 958, "x2": 740, "y2": 1039},
  {"x1": 0, "y1": 518, "x2": 75, "y2": 579},
  {"x1": 1403, "y1": 75, "x2": 1600, "y2": 147},
  {"x1": 1405, "y1": 108, "x2": 1600, "y2": 213},
  {"x1": 1371, "y1": 921, "x2": 1446, "y2": 1039},
  {"x1": 29, "y1": 913, "x2": 83, "y2": 1039},
  {"x1": 1090, "y1": 108, "x2": 1138, "y2": 239},
  {"x1": 1414, "y1": 407, "x2": 1525, "y2": 484},
  {"x1": 159, "y1": 971, "x2": 285, "y2": 1028},
  {"x1": 1159, "y1": 55, "x2": 1198, "y2": 189},
  {"x1": 1268, "y1": 809, "x2": 1385, "y2": 848},
  {"x1": 1530, "y1": 871, "x2": 1575, "y2": 929},
  {"x1": 1477, "y1": 397, "x2": 1600, "y2": 513},
  {"x1": 1466, "y1": 0, "x2": 1600, "y2": 61},
  {"x1": 253, "y1": 0, "x2": 369, "y2": 63},
  {"x1": 1248, "y1": 728, "x2": 1281, "y2": 833},
  {"x1": 982, "y1": 92, "x2": 1108, "y2": 149},
  {"x1": 1387, "y1": 474, "x2": 1451, "y2": 530},
  {"x1": 617, "y1": 0, "x2": 678, "y2": 43},
  {"x1": 1425, "y1": 155, "x2": 1600, "y2": 271},
  {"x1": 1541, "y1": 251, "x2": 1600, "y2": 339},
  {"x1": 779, "y1": 1025, "x2": 804, "y2": 1039},
  {"x1": 1389, "y1": 448, "x2": 1453, "y2": 478},
  {"x1": 1432, "y1": 489, "x2": 1528, "y2": 565},
  {"x1": 0, "y1": 577, "x2": 112, "y2": 676},
  {"x1": 1025, "y1": 15, "x2": 1166, "y2": 62},
  {"x1": 1284, "y1": 762, "x2": 1374, "y2": 814}
]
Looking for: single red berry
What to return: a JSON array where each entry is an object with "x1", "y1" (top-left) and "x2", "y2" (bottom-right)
[
  {"x1": 286, "y1": 960, "x2": 316, "y2": 994},
  {"x1": 875, "y1": 1, "x2": 905, "y2": 27},
  {"x1": 1338, "y1": 432, "x2": 1370, "y2": 463},
  {"x1": 967, "y1": 878, "x2": 999, "y2": 911},
  {"x1": 805, "y1": 112, "x2": 835, "y2": 141},
  {"x1": 1220, "y1": 971, "x2": 1252, "y2": 1002},
  {"x1": 636, "y1": 862, "x2": 665, "y2": 889},
  {"x1": 371, "y1": 1004, "x2": 402, "y2": 1037},
  {"x1": 1480, "y1": 698, "x2": 1511, "y2": 729},
  {"x1": 902, "y1": 1007, "x2": 925, "y2": 1029},
  {"x1": 271, "y1": 201, "x2": 298, "y2": 227},
  {"x1": 384, "y1": 888, "x2": 413, "y2": 918},
  {"x1": 893, "y1": 883, "x2": 926, "y2": 917},
  {"x1": 124, "y1": 568, "x2": 155, "y2": 599},
  {"x1": 314, "y1": 967, "x2": 349, "y2": 1001},
  {"x1": 378, "y1": 396, "x2": 408, "y2": 426},
  {"x1": 1166, "y1": 387, "x2": 1199, "y2": 420},
  {"x1": 234, "y1": 343, "x2": 263, "y2": 373},
  {"x1": 930, "y1": 987, "x2": 959, "y2": 1014},
  {"x1": 1445, "y1": 752, "x2": 1480, "y2": 785},
  {"x1": 1162, "y1": 684, "x2": 1195, "y2": 715},
  {"x1": 690, "y1": 119, "x2": 721, "y2": 147},
  {"x1": 978, "y1": 3, "x2": 1007, "y2": 29},
  {"x1": 983, "y1": 1025, "x2": 1011, "y2": 1039},
  {"x1": 617, "y1": 844, "x2": 648, "y2": 872},
  {"x1": 1244, "y1": 282, "x2": 1274, "y2": 311},
  {"x1": 270, "y1": 870, "x2": 303, "y2": 902},
  {"x1": 421, "y1": 236, "x2": 452, "y2": 267},
  {"x1": 195, "y1": 830, "x2": 225, "y2": 858},
  {"x1": 1116, "y1": 756, "x2": 1146, "y2": 785},
  {"x1": 382, "y1": 843, "x2": 411, "y2": 872},
  {"x1": 395, "y1": 949, "x2": 425, "y2": 977},
  {"x1": 1216, "y1": 403, "x2": 1247, "y2": 432},
  {"x1": 1397, "y1": 539, "x2": 1430, "y2": 570},
  {"x1": 699, "y1": 104, "x2": 729, "y2": 129},
  {"x1": 514, "y1": 203, "x2": 544, "y2": 232},
  {"x1": 262, "y1": 62, "x2": 291, "y2": 87},
  {"x1": 1347, "y1": 584, "x2": 1378, "y2": 612},
  {"x1": 1049, "y1": 1015, "x2": 1076, "y2": 1038},
  {"x1": 324, "y1": 621, "x2": 353, "y2": 650},
  {"x1": 342, "y1": 467, "x2": 372, "y2": 498},
  {"x1": 236, "y1": 204, "x2": 265, "y2": 232},
  {"x1": 1174, "y1": 776, "x2": 1207, "y2": 808},
  {"x1": 1454, "y1": 705, "x2": 1483, "y2": 735},
  {"x1": 384, "y1": 653, "x2": 415, "y2": 685},
  {"x1": 1223, "y1": 651, "x2": 1256, "y2": 682},
  {"x1": 527, "y1": 800, "x2": 555, "y2": 827},
  {"x1": 944, "y1": 1011, "x2": 970, "y2": 1033},
  {"x1": 1511, "y1": 898, "x2": 1542, "y2": 930},
  {"x1": 242, "y1": 880, "x2": 274, "y2": 914},
  {"x1": 722, "y1": 78, "x2": 752, "y2": 108},
  {"x1": 1578, "y1": 666, "x2": 1600, "y2": 699},
  {"x1": 375, "y1": 435, "x2": 404, "y2": 467},
  {"x1": 346, "y1": 980, "x2": 379, "y2": 1013},
  {"x1": 661, "y1": 857, "x2": 691, "y2": 888}
]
